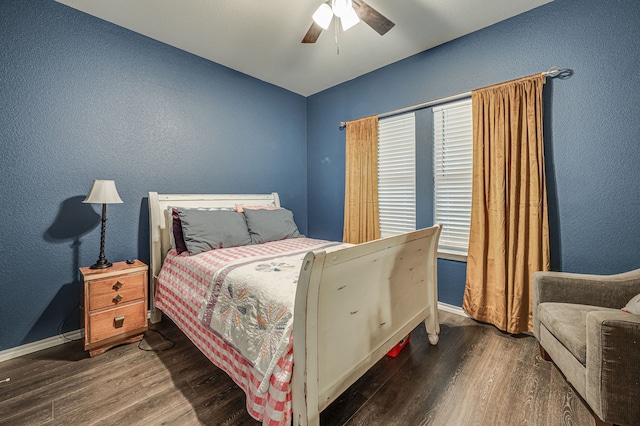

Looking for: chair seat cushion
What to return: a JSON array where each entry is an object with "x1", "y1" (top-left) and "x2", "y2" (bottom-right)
[{"x1": 537, "y1": 302, "x2": 618, "y2": 364}]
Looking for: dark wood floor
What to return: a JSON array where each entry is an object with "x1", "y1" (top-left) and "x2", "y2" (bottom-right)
[{"x1": 0, "y1": 311, "x2": 594, "y2": 425}]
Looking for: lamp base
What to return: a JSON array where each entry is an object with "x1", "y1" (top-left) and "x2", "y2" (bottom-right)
[
  {"x1": 91, "y1": 204, "x2": 112, "y2": 270},
  {"x1": 90, "y1": 260, "x2": 112, "y2": 269}
]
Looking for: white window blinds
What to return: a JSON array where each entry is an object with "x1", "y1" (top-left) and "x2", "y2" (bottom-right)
[
  {"x1": 378, "y1": 113, "x2": 416, "y2": 238},
  {"x1": 433, "y1": 98, "x2": 473, "y2": 255}
]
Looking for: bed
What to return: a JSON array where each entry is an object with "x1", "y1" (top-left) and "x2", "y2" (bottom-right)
[{"x1": 148, "y1": 192, "x2": 442, "y2": 425}]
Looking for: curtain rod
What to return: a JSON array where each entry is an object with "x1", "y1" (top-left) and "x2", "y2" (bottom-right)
[{"x1": 339, "y1": 66, "x2": 565, "y2": 129}]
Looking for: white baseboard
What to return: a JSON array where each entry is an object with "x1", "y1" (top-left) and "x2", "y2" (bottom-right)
[
  {"x1": 0, "y1": 329, "x2": 83, "y2": 363},
  {"x1": 438, "y1": 301, "x2": 469, "y2": 317},
  {"x1": 0, "y1": 310, "x2": 156, "y2": 363},
  {"x1": 1, "y1": 306, "x2": 466, "y2": 364}
]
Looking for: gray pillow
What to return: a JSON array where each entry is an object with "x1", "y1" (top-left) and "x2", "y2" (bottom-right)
[
  {"x1": 623, "y1": 293, "x2": 640, "y2": 315},
  {"x1": 243, "y1": 208, "x2": 301, "y2": 244},
  {"x1": 177, "y1": 208, "x2": 251, "y2": 254}
]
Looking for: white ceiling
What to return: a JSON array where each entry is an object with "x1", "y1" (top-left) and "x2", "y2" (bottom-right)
[{"x1": 55, "y1": 0, "x2": 553, "y2": 96}]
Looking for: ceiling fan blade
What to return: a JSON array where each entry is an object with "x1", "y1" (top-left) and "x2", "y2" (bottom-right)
[
  {"x1": 302, "y1": 22, "x2": 323, "y2": 43},
  {"x1": 353, "y1": 0, "x2": 395, "y2": 36}
]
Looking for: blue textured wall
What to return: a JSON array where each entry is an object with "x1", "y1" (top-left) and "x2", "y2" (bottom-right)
[
  {"x1": 307, "y1": 0, "x2": 640, "y2": 306},
  {"x1": 0, "y1": 0, "x2": 307, "y2": 350}
]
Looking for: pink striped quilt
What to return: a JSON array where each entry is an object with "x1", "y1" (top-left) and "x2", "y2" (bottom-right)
[{"x1": 154, "y1": 237, "x2": 346, "y2": 425}]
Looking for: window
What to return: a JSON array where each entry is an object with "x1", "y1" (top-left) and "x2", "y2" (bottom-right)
[
  {"x1": 378, "y1": 113, "x2": 416, "y2": 238},
  {"x1": 433, "y1": 98, "x2": 473, "y2": 257}
]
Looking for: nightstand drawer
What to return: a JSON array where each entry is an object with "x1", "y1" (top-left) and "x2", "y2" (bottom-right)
[
  {"x1": 89, "y1": 273, "x2": 145, "y2": 310},
  {"x1": 87, "y1": 302, "x2": 147, "y2": 344}
]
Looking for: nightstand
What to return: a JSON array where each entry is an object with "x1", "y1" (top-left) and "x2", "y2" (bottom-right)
[{"x1": 80, "y1": 260, "x2": 148, "y2": 357}]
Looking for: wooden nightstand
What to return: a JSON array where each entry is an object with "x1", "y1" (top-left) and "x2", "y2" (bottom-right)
[{"x1": 80, "y1": 260, "x2": 148, "y2": 357}]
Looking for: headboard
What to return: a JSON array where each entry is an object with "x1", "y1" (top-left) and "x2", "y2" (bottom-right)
[{"x1": 147, "y1": 191, "x2": 280, "y2": 322}]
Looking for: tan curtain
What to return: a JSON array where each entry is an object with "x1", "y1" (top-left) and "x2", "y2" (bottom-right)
[
  {"x1": 462, "y1": 74, "x2": 551, "y2": 334},
  {"x1": 343, "y1": 115, "x2": 380, "y2": 244}
]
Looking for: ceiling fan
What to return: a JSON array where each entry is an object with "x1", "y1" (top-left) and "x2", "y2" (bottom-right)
[{"x1": 302, "y1": 0, "x2": 395, "y2": 43}]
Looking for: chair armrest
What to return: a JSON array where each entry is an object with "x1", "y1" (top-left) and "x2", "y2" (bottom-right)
[
  {"x1": 532, "y1": 269, "x2": 640, "y2": 310},
  {"x1": 585, "y1": 310, "x2": 640, "y2": 424}
]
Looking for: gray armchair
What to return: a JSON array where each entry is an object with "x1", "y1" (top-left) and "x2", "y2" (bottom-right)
[{"x1": 532, "y1": 269, "x2": 640, "y2": 426}]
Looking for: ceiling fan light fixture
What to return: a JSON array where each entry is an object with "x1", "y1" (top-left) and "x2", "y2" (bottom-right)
[
  {"x1": 340, "y1": 6, "x2": 360, "y2": 31},
  {"x1": 303, "y1": 0, "x2": 394, "y2": 44},
  {"x1": 312, "y1": 3, "x2": 333, "y2": 30},
  {"x1": 331, "y1": 0, "x2": 352, "y2": 19}
]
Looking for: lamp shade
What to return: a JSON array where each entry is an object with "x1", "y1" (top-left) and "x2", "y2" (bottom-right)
[
  {"x1": 340, "y1": 5, "x2": 360, "y2": 31},
  {"x1": 312, "y1": 3, "x2": 333, "y2": 29},
  {"x1": 83, "y1": 180, "x2": 123, "y2": 204},
  {"x1": 331, "y1": 0, "x2": 352, "y2": 18}
]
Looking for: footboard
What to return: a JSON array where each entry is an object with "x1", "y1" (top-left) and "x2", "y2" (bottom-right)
[{"x1": 292, "y1": 224, "x2": 442, "y2": 426}]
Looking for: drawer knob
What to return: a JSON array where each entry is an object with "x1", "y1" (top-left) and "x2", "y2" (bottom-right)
[
  {"x1": 112, "y1": 294, "x2": 123, "y2": 304},
  {"x1": 112, "y1": 281, "x2": 123, "y2": 291},
  {"x1": 114, "y1": 315, "x2": 125, "y2": 328}
]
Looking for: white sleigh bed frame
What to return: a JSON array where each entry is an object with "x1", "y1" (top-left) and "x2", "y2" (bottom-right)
[{"x1": 148, "y1": 192, "x2": 442, "y2": 425}]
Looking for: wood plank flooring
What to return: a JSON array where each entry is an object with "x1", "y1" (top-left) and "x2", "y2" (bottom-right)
[{"x1": 0, "y1": 311, "x2": 595, "y2": 425}]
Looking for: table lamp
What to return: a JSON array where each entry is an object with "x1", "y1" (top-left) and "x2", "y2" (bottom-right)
[{"x1": 83, "y1": 179, "x2": 123, "y2": 269}]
